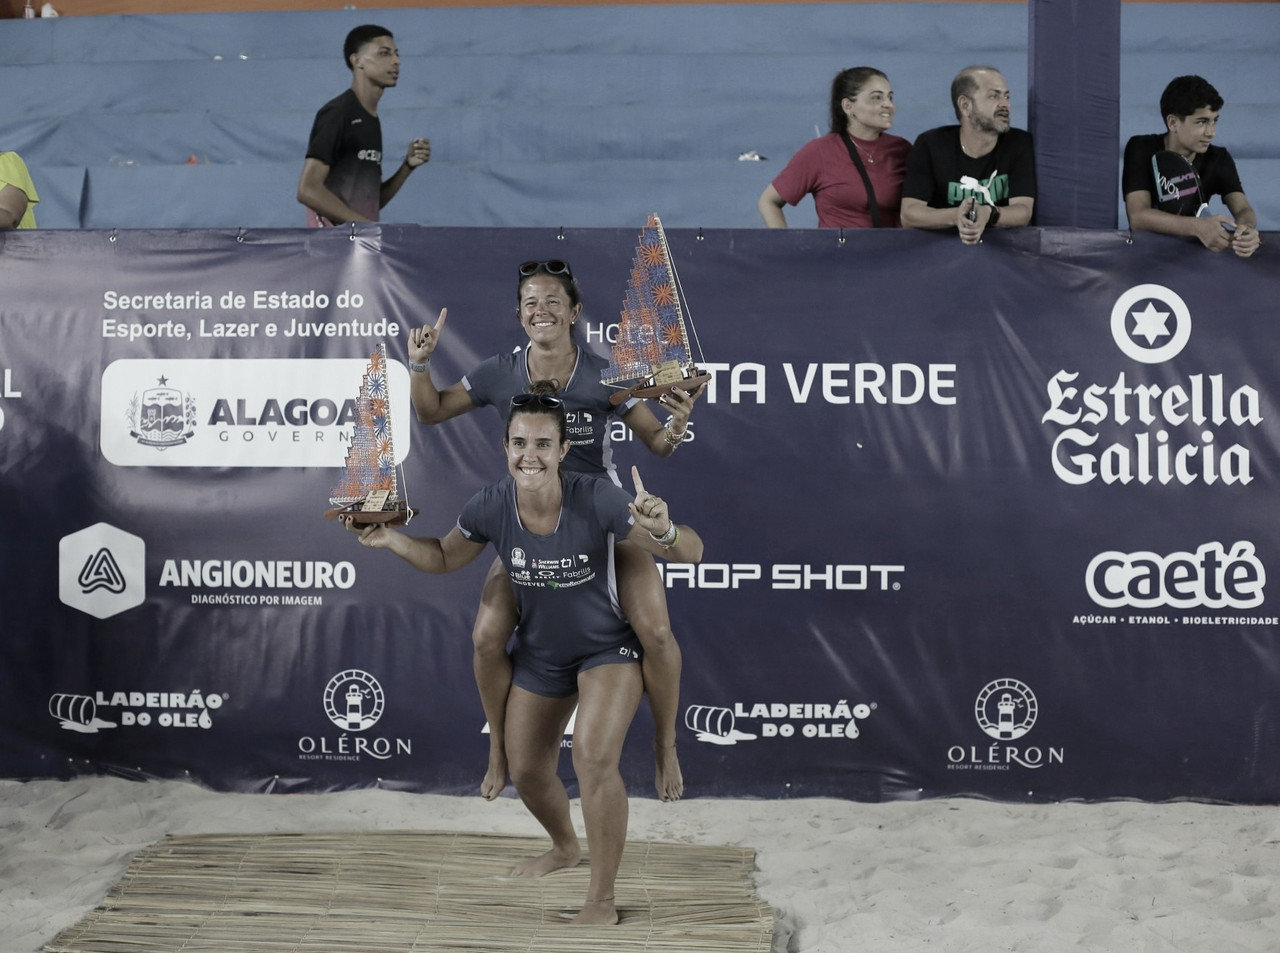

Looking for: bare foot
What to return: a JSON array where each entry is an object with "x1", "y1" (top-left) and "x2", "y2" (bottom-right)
[
  {"x1": 655, "y1": 742, "x2": 683, "y2": 802},
  {"x1": 510, "y1": 843, "x2": 582, "y2": 878},
  {"x1": 571, "y1": 897, "x2": 618, "y2": 925},
  {"x1": 480, "y1": 754, "x2": 507, "y2": 801}
]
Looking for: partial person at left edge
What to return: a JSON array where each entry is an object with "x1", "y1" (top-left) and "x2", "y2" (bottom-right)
[
  {"x1": 0, "y1": 151, "x2": 38, "y2": 228},
  {"x1": 297, "y1": 24, "x2": 431, "y2": 227}
]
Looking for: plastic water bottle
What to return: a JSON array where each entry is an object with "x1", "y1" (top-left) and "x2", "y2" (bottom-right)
[{"x1": 23, "y1": 0, "x2": 35, "y2": 17}]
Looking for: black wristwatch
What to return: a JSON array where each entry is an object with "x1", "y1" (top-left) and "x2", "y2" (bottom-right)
[{"x1": 986, "y1": 204, "x2": 1002, "y2": 227}]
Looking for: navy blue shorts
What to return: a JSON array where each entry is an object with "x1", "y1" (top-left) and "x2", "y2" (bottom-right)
[{"x1": 511, "y1": 638, "x2": 643, "y2": 698}]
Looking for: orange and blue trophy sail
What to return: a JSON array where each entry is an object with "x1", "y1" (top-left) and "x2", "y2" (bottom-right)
[
  {"x1": 601, "y1": 213, "x2": 710, "y2": 407},
  {"x1": 324, "y1": 342, "x2": 417, "y2": 525}
]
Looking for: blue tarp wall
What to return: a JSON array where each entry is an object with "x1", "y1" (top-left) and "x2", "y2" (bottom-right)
[{"x1": 0, "y1": 2, "x2": 1277, "y2": 230}]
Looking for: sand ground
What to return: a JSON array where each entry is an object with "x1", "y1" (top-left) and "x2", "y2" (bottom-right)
[{"x1": 2, "y1": 777, "x2": 1277, "y2": 952}]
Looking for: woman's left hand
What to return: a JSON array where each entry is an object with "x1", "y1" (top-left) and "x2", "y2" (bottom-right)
[
  {"x1": 656, "y1": 382, "x2": 705, "y2": 431},
  {"x1": 628, "y1": 465, "x2": 672, "y2": 536}
]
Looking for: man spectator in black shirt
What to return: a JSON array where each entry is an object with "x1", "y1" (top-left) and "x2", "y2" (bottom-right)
[
  {"x1": 1121, "y1": 75, "x2": 1259, "y2": 257},
  {"x1": 297, "y1": 24, "x2": 431, "y2": 226},
  {"x1": 900, "y1": 66, "x2": 1036, "y2": 245}
]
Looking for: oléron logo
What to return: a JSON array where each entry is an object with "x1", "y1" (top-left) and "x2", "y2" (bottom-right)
[
  {"x1": 297, "y1": 669, "x2": 412, "y2": 763},
  {"x1": 974, "y1": 678, "x2": 1037, "y2": 740},
  {"x1": 947, "y1": 678, "x2": 1064, "y2": 771},
  {"x1": 323, "y1": 669, "x2": 384, "y2": 731}
]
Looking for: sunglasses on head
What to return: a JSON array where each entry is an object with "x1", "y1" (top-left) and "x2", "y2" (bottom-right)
[
  {"x1": 518, "y1": 260, "x2": 573, "y2": 278},
  {"x1": 510, "y1": 394, "x2": 564, "y2": 409}
]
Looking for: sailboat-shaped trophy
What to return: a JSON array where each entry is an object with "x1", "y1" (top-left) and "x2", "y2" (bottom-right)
[
  {"x1": 601, "y1": 213, "x2": 711, "y2": 407},
  {"x1": 324, "y1": 342, "x2": 417, "y2": 526}
]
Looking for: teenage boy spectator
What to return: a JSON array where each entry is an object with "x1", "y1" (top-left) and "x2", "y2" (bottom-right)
[
  {"x1": 1121, "y1": 75, "x2": 1260, "y2": 258},
  {"x1": 900, "y1": 66, "x2": 1036, "y2": 245},
  {"x1": 297, "y1": 24, "x2": 431, "y2": 226}
]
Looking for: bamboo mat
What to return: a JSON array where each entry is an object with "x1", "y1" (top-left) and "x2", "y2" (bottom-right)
[{"x1": 45, "y1": 830, "x2": 774, "y2": 953}]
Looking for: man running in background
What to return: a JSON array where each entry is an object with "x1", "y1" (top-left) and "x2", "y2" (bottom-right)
[{"x1": 297, "y1": 24, "x2": 431, "y2": 226}]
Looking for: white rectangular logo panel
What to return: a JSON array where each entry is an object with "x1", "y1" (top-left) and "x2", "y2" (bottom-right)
[{"x1": 100, "y1": 359, "x2": 412, "y2": 468}]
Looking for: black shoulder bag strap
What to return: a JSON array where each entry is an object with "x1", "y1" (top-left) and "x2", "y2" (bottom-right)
[{"x1": 839, "y1": 131, "x2": 882, "y2": 228}]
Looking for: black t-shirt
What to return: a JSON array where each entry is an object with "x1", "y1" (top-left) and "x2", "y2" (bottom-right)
[
  {"x1": 304, "y1": 88, "x2": 383, "y2": 225},
  {"x1": 1121, "y1": 133, "x2": 1244, "y2": 211},
  {"x1": 901, "y1": 125, "x2": 1037, "y2": 210}
]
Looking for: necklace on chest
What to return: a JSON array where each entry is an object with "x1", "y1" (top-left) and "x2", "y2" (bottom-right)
[
  {"x1": 844, "y1": 129, "x2": 880, "y2": 165},
  {"x1": 527, "y1": 346, "x2": 577, "y2": 387}
]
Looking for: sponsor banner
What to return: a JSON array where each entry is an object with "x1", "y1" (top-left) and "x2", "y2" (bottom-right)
[{"x1": 2, "y1": 225, "x2": 1279, "y2": 802}]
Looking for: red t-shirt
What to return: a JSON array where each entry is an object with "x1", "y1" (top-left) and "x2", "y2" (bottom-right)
[{"x1": 772, "y1": 131, "x2": 911, "y2": 228}]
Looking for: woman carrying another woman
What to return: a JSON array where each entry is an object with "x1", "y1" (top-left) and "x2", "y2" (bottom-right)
[
  {"x1": 344, "y1": 386, "x2": 704, "y2": 924},
  {"x1": 758, "y1": 66, "x2": 910, "y2": 228},
  {"x1": 408, "y1": 259, "x2": 703, "y2": 804}
]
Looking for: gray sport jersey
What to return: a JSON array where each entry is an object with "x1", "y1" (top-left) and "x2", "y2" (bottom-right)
[
  {"x1": 457, "y1": 471, "x2": 637, "y2": 663},
  {"x1": 462, "y1": 344, "x2": 639, "y2": 484}
]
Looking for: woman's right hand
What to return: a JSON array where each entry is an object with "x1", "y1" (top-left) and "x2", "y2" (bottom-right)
[
  {"x1": 628, "y1": 466, "x2": 672, "y2": 538},
  {"x1": 409, "y1": 308, "x2": 448, "y2": 364}
]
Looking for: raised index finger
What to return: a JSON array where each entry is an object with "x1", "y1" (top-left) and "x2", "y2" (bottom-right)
[
  {"x1": 631, "y1": 465, "x2": 646, "y2": 498},
  {"x1": 434, "y1": 307, "x2": 448, "y2": 333}
]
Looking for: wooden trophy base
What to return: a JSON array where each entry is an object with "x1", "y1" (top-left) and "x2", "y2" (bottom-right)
[
  {"x1": 608, "y1": 371, "x2": 711, "y2": 407},
  {"x1": 324, "y1": 492, "x2": 417, "y2": 527}
]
